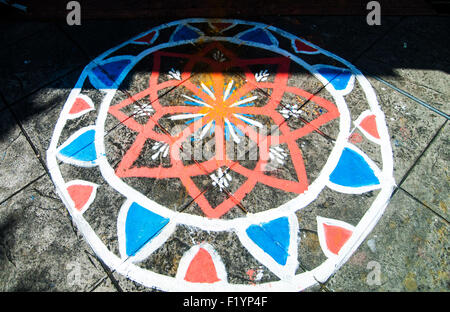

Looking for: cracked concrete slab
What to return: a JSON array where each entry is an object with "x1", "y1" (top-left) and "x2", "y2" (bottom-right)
[
  {"x1": 401, "y1": 122, "x2": 449, "y2": 221},
  {"x1": 0, "y1": 176, "x2": 107, "y2": 291},
  {"x1": 0, "y1": 109, "x2": 44, "y2": 203},
  {"x1": 327, "y1": 189, "x2": 449, "y2": 291}
]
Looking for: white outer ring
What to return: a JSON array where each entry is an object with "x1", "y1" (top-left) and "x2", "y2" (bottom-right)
[{"x1": 47, "y1": 18, "x2": 395, "y2": 291}]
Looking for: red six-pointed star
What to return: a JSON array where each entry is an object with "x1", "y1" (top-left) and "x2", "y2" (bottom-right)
[{"x1": 108, "y1": 42, "x2": 339, "y2": 218}]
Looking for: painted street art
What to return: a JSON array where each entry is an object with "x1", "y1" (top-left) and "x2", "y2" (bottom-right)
[{"x1": 47, "y1": 19, "x2": 395, "y2": 291}]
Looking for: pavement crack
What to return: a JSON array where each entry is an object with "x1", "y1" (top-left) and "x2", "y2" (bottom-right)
[
  {"x1": 0, "y1": 172, "x2": 46, "y2": 206},
  {"x1": 87, "y1": 276, "x2": 108, "y2": 292},
  {"x1": 31, "y1": 187, "x2": 60, "y2": 202},
  {"x1": 0, "y1": 132, "x2": 21, "y2": 163},
  {"x1": 84, "y1": 250, "x2": 100, "y2": 270},
  {"x1": 5, "y1": 132, "x2": 21, "y2": 150},
  {"x1": 83, "y1": 249, "x2": 124, "y2": 292},
  {"x1": 399, "y1": 187, "x2": 450, "y2": 224},
  {"x1": 68, "y1": 219, "x2": 80, "y2": 238},
  {"x1": 397, "y1": 120, "x2": 447, "y2": 188},
  {"x1": 406, "y1": 78, "x2": 446, "y2": 96}
]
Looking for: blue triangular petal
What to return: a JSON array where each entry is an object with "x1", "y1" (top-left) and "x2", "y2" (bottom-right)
[
  {"x1": 246, "y1": 217, "x2": 290, "y2": 265},
  {"x1": 329, "y1": 147, "x2": 380, "y2": 187},
  {"x1": 317, "y1": 66, "x2": 353, "y2": 91},
  {"x1": 59, "y1": 128, "x2": 97, "y2": 163},
  {"x1": 239, "y1": 29, "x2": 274, "y2": 46},
  {"x1": 171, "y1": 25, "x2": 200, "y2": 42},
  {"x1": 90, "y1": 59, "x2": 131, "y2": 89},
  {"x1": 125, "y1": 202, "x2": 170, "y2": 256}
]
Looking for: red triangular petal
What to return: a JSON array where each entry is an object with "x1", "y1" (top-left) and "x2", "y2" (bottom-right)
[
  {"x1": 184, "y1": 248, "x2": 220, "y2": 283},
  {"x1": 359, "y1": 115, "x2": 380, "y2": 139},
  {"x1": 69, "y1": 98, "x2": 91, "y2": 115},
  {"x1": 67, "y1": 185, "x2": 94, "y2": 211},
  {"x1": 211, "y1": 23, "x2": 232, "y2": 31},
  {"x1": 294, "y1": 39, "x2": 318, "y2": 53},
  {"x1": 134, "y1": 31, "x2": 156, "y2": 44},
  {"x1": 323, "y1": 224, "x2": 353, "y2": 255}
]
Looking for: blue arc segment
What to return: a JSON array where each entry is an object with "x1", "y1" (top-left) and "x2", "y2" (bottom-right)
[
  {"x1": 239, "y1": 29, "x2": 274, "y2": 46},
  {"x1": 317, "y1": 67, "x2": 352, "y2": 91},
  {"x1": 171, "y1": 25, "x2": 200, "y2": 42},
  {"x1": 329, "y1": 147, "x2": 380, "y2": 187},
  {"x1": 59, "y1": 129, "x2": 97, "y2": 163},
  {"x1": 90, "y1": 59, "x2": 131, "y2": 89},
  {"x1": 246, "y1": 217, "x2": 290, "y2": 266},
  {"x1": 125, "y1": 202, "x2": 170, "y2": 256}
]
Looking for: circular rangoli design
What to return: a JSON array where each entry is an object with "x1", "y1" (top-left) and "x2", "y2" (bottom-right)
[{"x1": 47, "y1": 19, "x2": 395, "y2": 291}]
